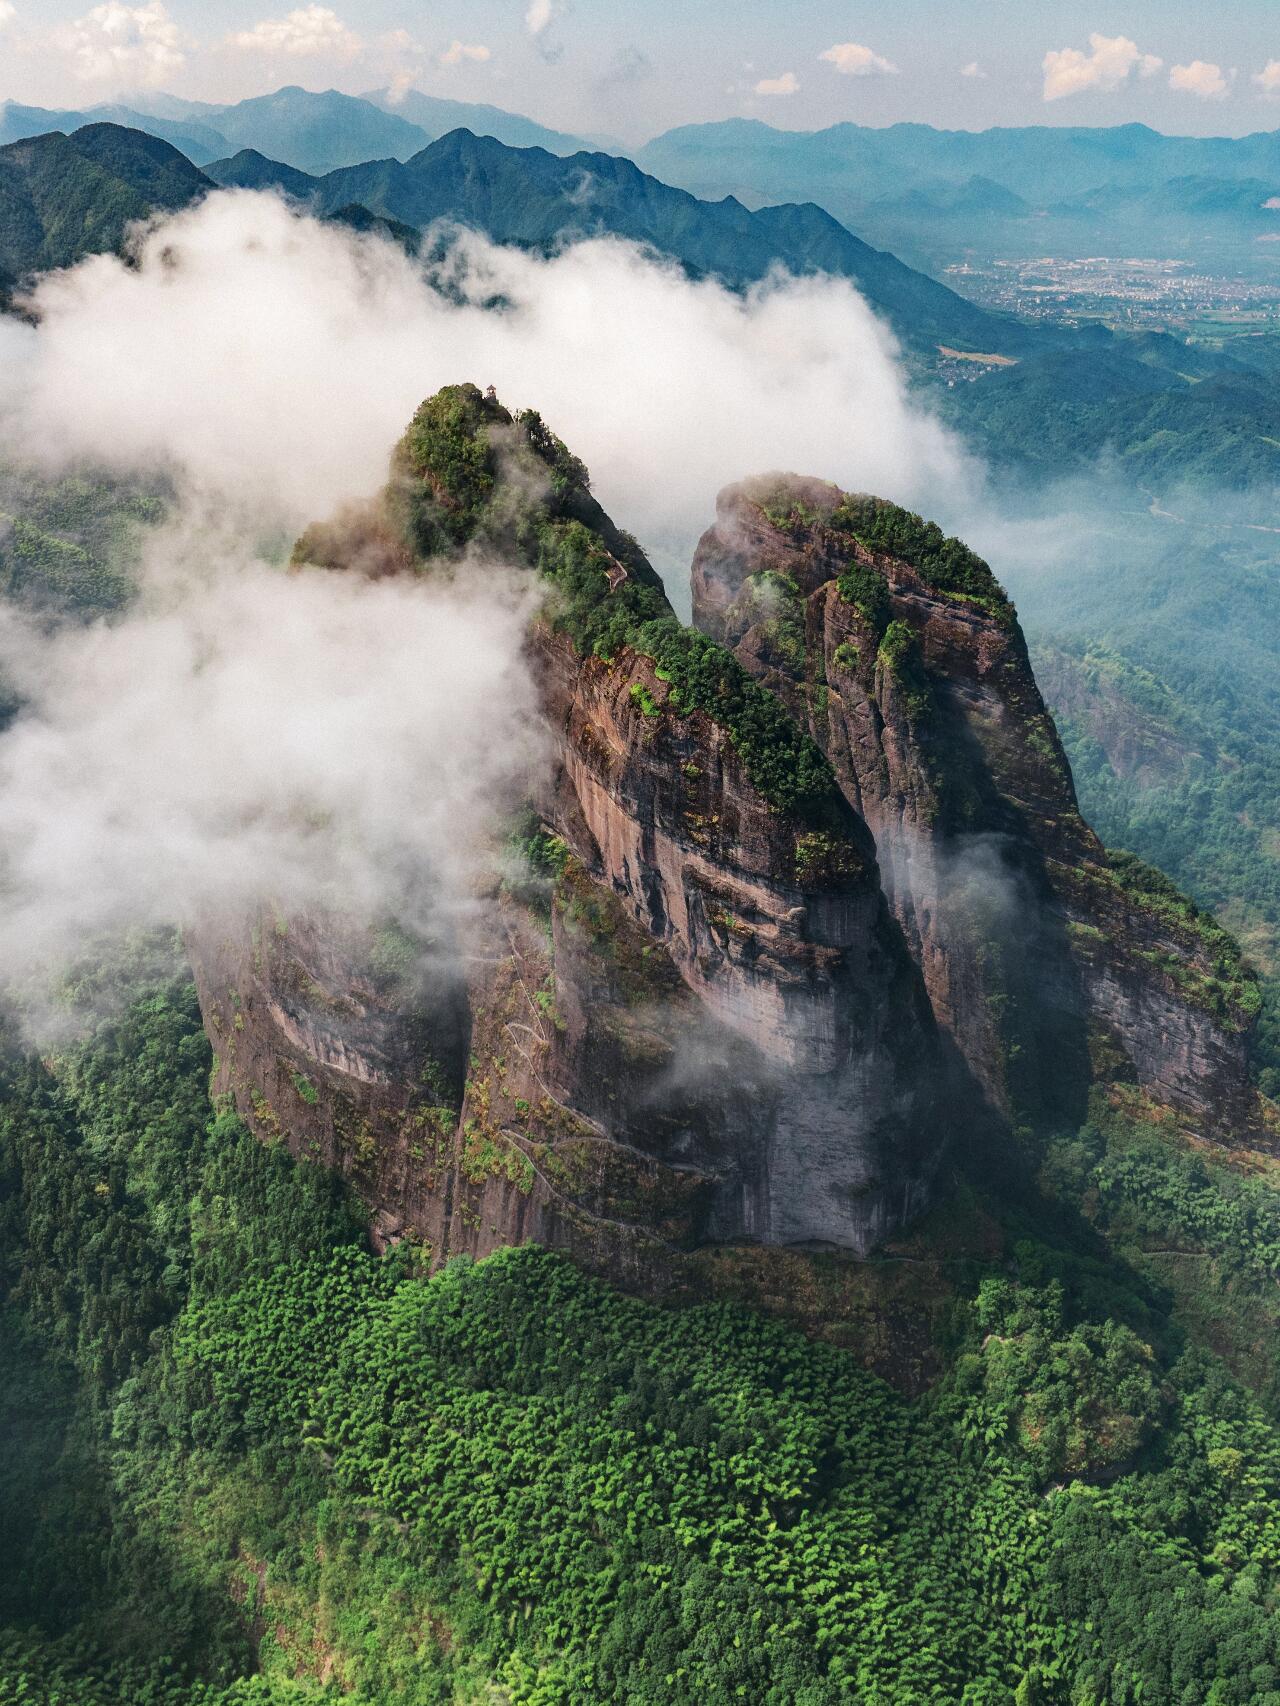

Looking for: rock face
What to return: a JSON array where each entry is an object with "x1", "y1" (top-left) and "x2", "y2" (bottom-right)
[
  {"x1": 190, "y1": 386, "x2": 1264, "y2": 1303},
  {"x1": 189, "y1": 386, "x2": 956, "y2": 1285},
  {"x1": 690, "y1": 475, "x2": 1261, "y2": 1136}
]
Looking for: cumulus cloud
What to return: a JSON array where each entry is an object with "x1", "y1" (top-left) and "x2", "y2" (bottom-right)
[
  {"x1": 525, "y1": 0, "x2": 561, "y2": 35},
  {"x1": 1254, "y1": 60, "x2": 1280, "y2": 96},
  {"x1": 50, "y1": 0, "x2": 184, "y2": 85},
  {"x1": 227, "y1": 4, "x2": 361, "y2": 58},
  {"x1": 1169, "y1": 60, "x2": 1229, "y2": 98},
  {"x1": 1042, "y1": 33, "x2": 1161, "y2": 101},
  {"x1": 440, "y1": 39, "x2": 490, "y2": 66},
  {"x1": 960, "y1": 61, "x2": 986, "y2": 80},
  {"x1": 754, "y1": 71, "x2": 798, "y2": 96},
  {"x1": 820, "y1": 42, "x2": 899, "y2": 77}
]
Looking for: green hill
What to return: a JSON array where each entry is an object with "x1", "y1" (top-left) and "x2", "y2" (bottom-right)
[{"x1": 0, "y1": 124, "x2": 209, "y2": 296}]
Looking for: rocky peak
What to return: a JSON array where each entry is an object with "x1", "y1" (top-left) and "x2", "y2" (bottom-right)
[
  {"x1": 191, "y1": 388, "x2": 963, "y2": 1289},
  {"x1": 692, "y1": 475, "x2": 1263, "y2": 1137}
]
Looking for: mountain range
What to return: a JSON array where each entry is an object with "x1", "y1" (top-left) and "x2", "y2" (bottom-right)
[
  {"x1": 6, "y1": 115, "x2": 1280, "y2": 491},
  {"x1": 0, "y1": 84, "x2": 588, "y2": 175},
  {"x1": 636, "y1": 118, "x2": 1280, "y2": 271}
]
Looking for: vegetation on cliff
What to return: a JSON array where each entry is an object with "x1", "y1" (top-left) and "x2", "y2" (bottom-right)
[{"x1": 382, "y1": 383, "x2": 846, "y2": 825}]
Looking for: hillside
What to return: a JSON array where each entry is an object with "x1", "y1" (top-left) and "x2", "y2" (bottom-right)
[{"x1": 0, "y1": 124, "x2": 209, "y2": 296}]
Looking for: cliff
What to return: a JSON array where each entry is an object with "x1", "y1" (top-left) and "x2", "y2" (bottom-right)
[
  {"x1": 690, "y1": 475, "x2": 1262, "y2": 1136},
  {"x1": 191, "y1": 386, "x2": 957, "y2": 1293},
  {"x1": 190, "y1": 386, "x2": 1265, "y2": 1309}
]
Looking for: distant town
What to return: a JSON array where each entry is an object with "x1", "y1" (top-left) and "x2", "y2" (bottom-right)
[{"x1": 944, "y1": 255, "x2": 1280, "y2": 340}]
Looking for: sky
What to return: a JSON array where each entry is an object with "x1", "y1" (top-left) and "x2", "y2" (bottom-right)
[{"x1": 3, "y1": 1, "x2": 1280, "y2": 142}]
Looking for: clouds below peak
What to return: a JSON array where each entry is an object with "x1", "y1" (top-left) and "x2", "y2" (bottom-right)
[{"x1": 1042, "y1": 33, "x2": 1161, "y2": 101}]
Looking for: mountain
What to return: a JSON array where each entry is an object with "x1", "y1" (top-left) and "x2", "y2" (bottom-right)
[
  {"x1": 637, "y1": 118, "x2": 1280, "y2": 210},
  {"x1": 634, "y1": 118, "x2": 1280, "y2": 270},
  {"x1": 3, "y1": 390, "x2": 1280, "y2": 1700},
  {"x1": 0, "y1": 99, "x2": 231, "y2": 165},
  {"x1": 202, "y1": 86, "x2": 432, "y2": 175},
  {"x1": 189, "y1": 384, "x2": 1262, "y2": 1298},
  {"x1": 206, "y1": 127, "x2": 1039, "y2": 359},
  {"x1": 0, "y1": 124, "x2": 209, "y2": 295},
  {"x1": 363, "y1": 85, "x2": 588, "y2": 154}
]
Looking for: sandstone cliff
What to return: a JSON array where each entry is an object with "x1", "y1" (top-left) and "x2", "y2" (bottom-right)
[
  {"x1": 690, "y1": 475, "x2": 1262, "y2": 1136},
  {"x1": 191, "y1": 386, "x2": 956, "y2": 1286},
  {"x1": 190, "y1": 385, "x2": 1265, "y2": 1304}
]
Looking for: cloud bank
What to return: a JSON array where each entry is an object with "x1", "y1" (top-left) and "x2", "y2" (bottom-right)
[
  {"x1": 3, "y1": 189, "x2": 969, "y2": 575},
  {"x1": 0, "y1": 188, "x2": 970, "y2": 987},
  {"x1": 0, "y1": 536, "x2": 544, "y2": 980}
]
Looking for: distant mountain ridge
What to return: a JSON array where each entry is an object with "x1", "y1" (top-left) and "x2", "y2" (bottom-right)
[
  {"x1": 206, "y1": 127, "x2": 1030, "y2": 359},
  {"x1": 635, "y1": 117, "x2": 1280, "y2": 270},
  {"x1": 0, "y1": 84, "x2": 589, "y2": 177}
]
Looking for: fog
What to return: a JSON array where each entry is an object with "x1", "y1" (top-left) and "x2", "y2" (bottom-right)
[
  {"x1": 0, "y1": 187, "x2": 989, "y2": 995},
  {"x1": 0, "y1": 516, "x2": 545, "y2": 985},
  {"x1": 0, "y1": 188, "x2": 972, "y2": 575}
]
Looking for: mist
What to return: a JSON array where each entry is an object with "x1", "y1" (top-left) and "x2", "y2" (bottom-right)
[
  {"x1": 0, "y1": 189, "x2": 972, "y2": 578},
  {"x1": 0, "y1": 520, "x2": 545, "y2": 986}
]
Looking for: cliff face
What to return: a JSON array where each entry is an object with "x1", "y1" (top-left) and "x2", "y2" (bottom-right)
[
  {"x1": 189, "y1": 386, "x2": 1264, "y2": 1305},
  {"x1": 189, "y1": 386, "x2": 955, "y2": 1284},
  {"x1": 690, "y1": 476, "x2": 1261, "y2": 1136}
]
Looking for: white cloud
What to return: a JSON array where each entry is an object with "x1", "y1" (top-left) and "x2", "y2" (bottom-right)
[
  {"x1": 440, "y1": 39, "x2": 491, "y2": 67},
  {"x1": 0, "y1": 190, "x2": 973, "y2": 977},
  {"x1": 755, "y1": 71, "x2": 799, "y2": 96},
  {"x1": 526, "y1": 0, "x2": 562, "y2": 35},
  {"x1": 960, "y1": 61, "x2": 986, "y2": 80},
  {"x1": 50, "y1": 1, "x2": 184, "y2": 85},
  {"x1": 820, "y1": 41, "x2": 899, "y2": 77},
  {"x1": 1169, "y1": 60, "x2": 1228, "y2": 98},
  {"x1": 0, "y1": 3, "x2": 15, "y2": 28},
  {"x1": 227, "y1": 4, "x2": 361, "y2": 59},
  {"x1": 1042, "y1": 33, "x2": 1162, "y2": 101},
  {"x1": 0, "y1": 533, "x2": 545, "y2": 979},
  {"x1": 2, "y1": 188, "x2": 968, "y2": 602},
  {"x1": 1254, "y1": 60, "x2": 1280, "y2": 96}
]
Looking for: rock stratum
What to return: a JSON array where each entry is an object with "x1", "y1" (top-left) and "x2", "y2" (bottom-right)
[{"x1": 188, "y1": 385, "x2": 1268, "y2": 1306}]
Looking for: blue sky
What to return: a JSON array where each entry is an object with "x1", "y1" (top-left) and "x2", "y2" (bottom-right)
[{"x1": 4, "y1": 1, "x2": 1280, "y2": 141}]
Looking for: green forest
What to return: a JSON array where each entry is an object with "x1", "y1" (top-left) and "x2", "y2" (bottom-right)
[{"x1": 3, "y1": 960, "x2": 1280, "y2": 1703}]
